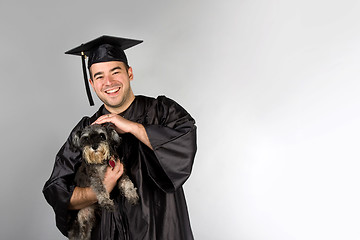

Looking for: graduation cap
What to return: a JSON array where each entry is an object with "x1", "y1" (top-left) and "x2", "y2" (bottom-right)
[{"x1": 65, "y1": 35, "x2": 143, "y2": 106}]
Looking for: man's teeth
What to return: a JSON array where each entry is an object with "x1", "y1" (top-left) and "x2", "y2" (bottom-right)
[{"x1": 105, "y1": 88, "x2": 120, "y2": 93}]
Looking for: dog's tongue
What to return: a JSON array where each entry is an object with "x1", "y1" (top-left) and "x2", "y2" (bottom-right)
[{"x1": 109, "y1": 159, "x2": 116, "y2": 168}]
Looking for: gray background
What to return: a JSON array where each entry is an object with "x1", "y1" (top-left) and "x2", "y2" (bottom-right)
[{"x1": 1, "y1": 0, "x2": 360, "y2": 239}]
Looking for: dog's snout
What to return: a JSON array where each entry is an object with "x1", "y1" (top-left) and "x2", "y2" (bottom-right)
[{"x1": 92, "y1": 144, "x2": 99, "y2": 150}]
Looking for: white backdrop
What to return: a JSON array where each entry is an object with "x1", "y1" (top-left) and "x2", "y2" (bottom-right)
[{"x1": 1, "y1": 0, "x2": 360, "y2": 239}]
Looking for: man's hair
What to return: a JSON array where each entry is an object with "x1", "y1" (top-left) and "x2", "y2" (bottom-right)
[{"x1": 89, "y1": 62, "x2": 130, "y2": 81}]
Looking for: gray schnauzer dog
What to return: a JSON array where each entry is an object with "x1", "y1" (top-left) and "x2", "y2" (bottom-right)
[{"x1": 68, "y1": 123, "x2": 139, "y2": 240}]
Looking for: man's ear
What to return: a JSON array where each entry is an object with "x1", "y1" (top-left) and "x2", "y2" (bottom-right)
[
  {"x1": 89, "y1": 78, "x2": 94, "y2": 89},
  {"x1": 128, "y1": 66, "x2": 133, "y2": 81}
]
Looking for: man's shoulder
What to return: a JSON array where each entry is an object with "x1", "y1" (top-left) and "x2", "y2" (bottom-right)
[
  {"x1": 136, "y1": 95, "x2": 178, "y2": 105},
  {"x1": 137, "y1": 95, "x2": 191, "y2": 119},
  {"x1": 88, "y1": 105, "x2": 106, "y2": 124},
  {"x1": 70, "y1": 116, "x2": 91, "y2": 134},
  {"x1": 70, "y1": 106, "x2": 104, "y2": 133}
]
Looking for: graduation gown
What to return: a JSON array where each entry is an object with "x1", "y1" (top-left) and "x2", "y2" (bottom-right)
[{"x1": 43, "y1": 95, "x2": 197, "y2": 240}]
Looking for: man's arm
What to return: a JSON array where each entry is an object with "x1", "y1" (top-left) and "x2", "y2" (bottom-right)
[
  {"x1": 130, "y1": 121, "x2": 153, "y2": 150},
  {"x1": 68, "y1": 159, "x2": 124, "y2": 210},
  {"x1": 68, "y1": 187, "x2": 97, "y2": 210}
]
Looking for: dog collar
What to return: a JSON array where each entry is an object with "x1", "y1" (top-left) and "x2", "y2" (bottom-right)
[{"x1": 108, "y1": 158, "x2": 116, "y2": 169}]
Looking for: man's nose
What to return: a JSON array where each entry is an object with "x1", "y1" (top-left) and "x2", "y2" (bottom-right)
[{"x1": 104, "y1": 75, "x2": 115, "y2": 84}]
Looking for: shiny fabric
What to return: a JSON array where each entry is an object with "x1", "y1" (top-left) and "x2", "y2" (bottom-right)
[
  {"x1": 43, "y1": 95, "x2": 197, "y2": 240},
  {"x1": 88, "y1": 43, "x2": 128, "y2": 68}
]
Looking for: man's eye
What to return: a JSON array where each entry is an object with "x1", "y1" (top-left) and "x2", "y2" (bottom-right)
[
  {"x1": 96, "y1": 76, "x2": 103, "y2": 80},
  {"x1": 113, "y1": 72, "x2": 119, "y2": 75}
]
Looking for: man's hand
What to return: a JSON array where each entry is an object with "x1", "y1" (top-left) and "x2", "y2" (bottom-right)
[
  {"x1": 92, "y1": 114, "x2": 133, "y2": 134},
  {"x1": 93, "y1": 114, "x2": 153, "y2": 150},
  {"x1": 103, "y1": 158, "x2": 124, "y2": 193},
  {"x1": 68, "y1": 158, "x2": 123, "y2": 210}
]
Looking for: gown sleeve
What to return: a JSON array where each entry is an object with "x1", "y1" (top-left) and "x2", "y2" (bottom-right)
[
  {"x1": 42, "y1": 117, "x2": 89, "y2": 236},
  {"x1": 143, "y1": 96, "x2": 197, "y2": 193}
]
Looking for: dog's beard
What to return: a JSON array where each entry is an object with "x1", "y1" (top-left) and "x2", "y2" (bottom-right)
[{"x1": 82, "y1": 143, "x2": 110, "y2": 164}]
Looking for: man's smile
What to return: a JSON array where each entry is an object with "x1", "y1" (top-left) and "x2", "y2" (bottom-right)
[{"x1": 104, "y1": 87, "x2": 121, "y2": 95}]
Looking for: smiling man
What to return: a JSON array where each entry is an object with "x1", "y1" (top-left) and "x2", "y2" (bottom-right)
[
  {"x1": 90, "y1": 61, "x2": 135, "y2": 113},
  {"x1": 43, "y1": 36, "x2": 197, "y2": 240}
]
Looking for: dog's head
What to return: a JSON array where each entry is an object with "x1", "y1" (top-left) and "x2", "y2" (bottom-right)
[{"x1": 72, "y1": 123, "x2": 121, "y2": 164}]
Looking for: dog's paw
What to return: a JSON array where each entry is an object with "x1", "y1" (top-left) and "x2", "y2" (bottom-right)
[
  {"x1": 98, "y1": 198, "x2": 115, "y2": 211},
  {"x1": 126, "y1": 192, "x2": 139, "y2": 205},
  {"x1": 119, "y1": 176, "x2": 139, "y2": 205}
]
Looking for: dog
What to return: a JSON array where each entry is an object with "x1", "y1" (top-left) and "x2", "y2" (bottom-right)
[{"x1": 68, "y1": 123, "x2": 139, "y2": 240}]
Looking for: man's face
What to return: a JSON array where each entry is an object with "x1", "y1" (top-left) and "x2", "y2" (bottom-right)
[{"x1": 89, "y1": 61, "x2": 134, "y2": 112}]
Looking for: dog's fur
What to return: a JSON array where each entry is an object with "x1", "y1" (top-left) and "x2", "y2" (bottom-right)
[{"x1": 68, "y1": 123, "x2": 139, "y2": 240}]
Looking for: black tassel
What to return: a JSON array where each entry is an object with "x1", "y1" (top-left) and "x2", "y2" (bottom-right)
[{"x1": 81, "y1": 53, "x2": 94, "y2": 106}]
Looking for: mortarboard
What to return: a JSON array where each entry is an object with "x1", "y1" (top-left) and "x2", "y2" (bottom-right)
[{"x1": 65, "y1": 35, "x2": 143, "y2": 106}]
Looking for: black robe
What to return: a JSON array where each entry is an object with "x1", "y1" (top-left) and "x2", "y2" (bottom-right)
[{"x1": 43, "y1": 95, "x2": 197, "y2": 240}]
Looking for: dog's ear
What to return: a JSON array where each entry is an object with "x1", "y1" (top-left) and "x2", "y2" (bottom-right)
[
  {"x1": 109, "y1": 127, "x2": 122, "y2": 146},
  {"x1": 103, "y1": 122, "x2": 122, "y2": 145},
  {"x1": 72, "y1": 130, "x2": 82, "y2": 149},
  {"x1": 111, "y1": 128, "x2": 122, "y2": 145}
]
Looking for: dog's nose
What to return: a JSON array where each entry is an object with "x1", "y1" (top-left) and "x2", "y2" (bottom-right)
[{"x1": 92, "y1": 144, "x2": 99, "y2": 150}]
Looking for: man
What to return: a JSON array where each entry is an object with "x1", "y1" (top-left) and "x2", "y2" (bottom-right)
[{"x1": 43, "y1": 35, "x2": 197, "y2": 239}]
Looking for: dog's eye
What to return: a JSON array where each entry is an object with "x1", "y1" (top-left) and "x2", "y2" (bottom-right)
[
  {"x1": 80, "y1": 136, "x2": 89, "y2": 145},
  {"x1": 100, "y1": 133, "x2": 106, "y2": 140}
]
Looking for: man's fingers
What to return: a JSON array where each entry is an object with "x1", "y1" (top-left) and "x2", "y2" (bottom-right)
[
  {"x1": 110, "y1": 158, "x2": 123, "y2": 172},
  {"x1": 117, "y1": 163, "x2": 124, "y2": 177},
  {"x1": 115, "y1": 160, "x2": 124, "y2": 175},
  {"x1": 92, "y1": 114, "x2": 114, "y2": 125}
]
